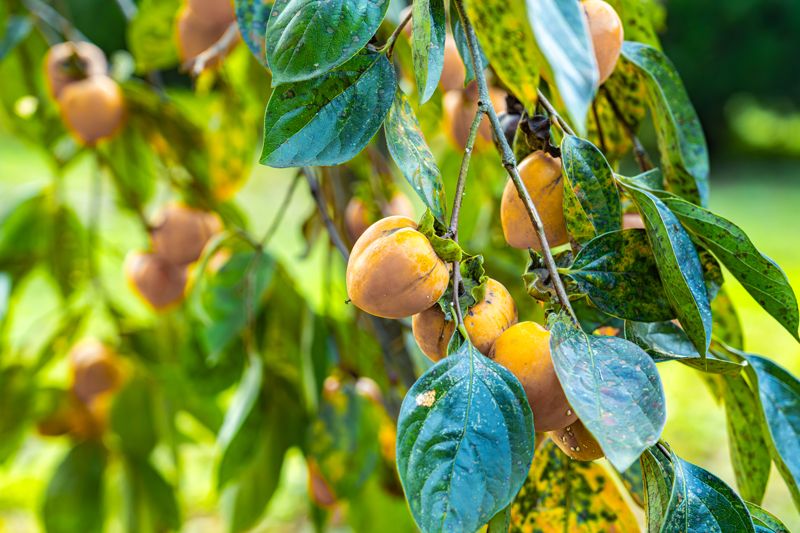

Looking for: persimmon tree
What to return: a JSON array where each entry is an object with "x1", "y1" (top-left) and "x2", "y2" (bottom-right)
[{"x1": 0, "y1": 0, "x2": 798, "y2": 532}]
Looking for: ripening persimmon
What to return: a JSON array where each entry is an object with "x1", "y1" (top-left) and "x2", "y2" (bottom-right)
[
  {"x1": 622, "y1": 212, "x2": 645, "y2": 230},
  {"x1": 440, "y1": 36, "x2": 467, "y2": 92},
  {"x1": 489, "y1": 321, "x2": 577, "y2": 432},
  {"x1": 44, "y1": 41, "x2": 107, "y2": 99},
  {"x1": 125, "y1": 251, "x2": 188, "y2": 311},
  {"x1": 187, "y1": 0, "x2": 235, "y2": 23},
  {"x1": 549, "y1": 419, "x2": 604, "y2": 461},
  {"x1": 68, "y1": 339, "x2": 123, "y2": 406},
  {"x1": 150, "y1": 203, "x2": 221, "y2": 266},
  {"x1": 442, "y1": 86, "x2": 506, "y2": 151},
  {"x1": 346, "y1": 216, "x2": 449, "y2": 319},
  {"x1": 412, "y1": 278, "x2": 518, "y2": 361},
  {"x1": 500, "y1": 150, "x2": 569, "y2": 250},
  {"x1": 57, "y1": 74, "x2": 125, "y2": 146},
  {"x1": 36, "y1": 391, "x2": 102, "y2": 440},
  {"x1": 176, "y1": 1, "x2": 237, "y2": 64},
  {"x1": 583, "y1": 0, "x2": 624, "y2": 85}
]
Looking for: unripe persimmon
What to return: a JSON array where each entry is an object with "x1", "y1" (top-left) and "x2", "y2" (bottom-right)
[
  {"x1": 622, "y1": 212, "x2": 645, "y2": 230},
  {"x1": 68, "y1": 339, "x2": 122, "y2": 406},
  {"x1": 44, "y1": 41, "x2": 107, "y2": 99},
  {"x1": 151, "y1": 204, "x2": 221, "y2": 266},
  {"x1": 549, "y1": 419, "x2": 604, "y2": 461},
  {"x1": 440, "y1": 36, "x2": 466, "y2": 92},
  {"x1": 500, "y1": 151, "x2": 569, "y2": 250},
  {"x1": 382, "y1": 192, "x2": 415, "y2": 219},
  {"x1": 583, "y1": 0, "x2": 624, "y2": 85},
  {"x1": 442, "y1": 87, "x2": 506, "y2": 151},
  {"x1": 346, "y1": 216, "x2": 449, "y2": 319},
  {"x1": 58, "y1": 75, "x2": 125, "y2": 146},
  {"x1": 489, "y1": 321, "x2": 577, "y2": 432},
  {"x1": 412, "y1": 278, "x2": 518, "y2": 361},
  {"x1": 125, "y1": 251, "x2": 188, "y2": 311}
]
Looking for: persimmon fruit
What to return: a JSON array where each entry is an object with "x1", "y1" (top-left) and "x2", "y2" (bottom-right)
[
  {"x1": 346, "y1": 216, "x2": 449, "y2": 319},
  {"x1": 500, "y1": 150, "x2": 569, "y2": 251},
  {"x1": 125, "y1": 251, "x2": 188, "y2": 311},
  {"x1": 412, "y1": 278, "x2": 518, "y2": 361},
  {"x1": 550, "y1": 419, "x2": 604, "y2": 461},
  {"x1": 44, "y1": 41, "x2": 107, "y2": 99},
  {"x1": 489, "y1": 321, "x2": 577, "y2": 432},
  {"x1": 583, "y1": 0, "x2": 624, "y2": 85},
  {"x1": 150, "y1": 203, "x2": 221, "y2": 266}
]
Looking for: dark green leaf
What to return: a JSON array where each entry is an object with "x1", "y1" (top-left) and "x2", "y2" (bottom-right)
[
  {"x1": 615, "y1": 460, "x2": 645, "y2": 507},
  {"x1": 192, "y1": 250, "x2": 275, "y2": 361},
  {"x1": 0, "y1": 15, "x2": 32, "y2": 61},
  {"x1": 618, "y1": 178, "x2": 712, "y2": 354},
  {"x1": 412, "y1": 0, "x2": 445, "y2": 102},
  {"x1": 624, "y1": 321, "x2": 744, "y2": 375},
  {"x1": 396, "y1": 341, "x2": 534, "y2": 533},
  {"x1": 644, "y1": 444, "x2": 756, "y2": 532},
  {"x1": 100, "y1": 121, "x2": 158, "y2": 213},
  {"x1": 0, "y1": 192, "x2": 53, "y2": 286},
  {"x1": 235, "y1": 0, "x2": 272, "y2": 66},
  {"x1": 49, "y1": 205, "x2": 87, "y2": 297},
  {"x1": 463, "y1": 0, "x2": 539, "y2": 111},
  {"x1": 450, "y1": 17, "x2": 486, "y2": 86},
  {"x1": 605, "y1": 0, "x2": 663, "y2": 48},
  {"x1": 384, "y1": 92, "x2": 446, "y2": 222},
  {"x1": 663, "y1": 196, "x2": 799, "y2": 340},
  {"x1": 526, "y1": 0, "x2": 597, "y2": 134},
  {"x1": 486, "y1": 505, "x2": 510, "y2": 532},
  {"x1": 561, "y1": 135, "x2": 622, "y2": 242},
  {"x1": 744, "y1": 354, "x2": 800, "y2": 510},
  {"x1": 510, "y1": 439, "x2": 639, "y2": 530},
  {"x1": 110, "y1": 377, "x2": 158, "y2": 458},
  {"x1": 127, "y1": 0, "x2": 181, "y2": 72},
  {"x1": 712, "y1": 287, "x2": 744, "y2": 350},
  {"x1": 122, "y1": 457, "x2": 181, "y2": 532},
  {"x1": 621, "y1": 42, "x2": 709, "y2": 206},
  {"x1": 563, "y1": 229, "x2": 672, "y2": 321},
  {"x1": 721, "y1": 374, "x2": 771, "y2": 504},
  {"x1": 260, "y1": 50, "x2": 396, "y2": 167},
  {"x1": 640, "y1": 445, "x2": 673, "y2": 532},
  {"x1": 745, "y1": 502, "x2": 790, "y2": 533},
  {"x1": 548, "y1": 314, "x2": 666, "y2": 471},
  {"x1": 416, "y1": 210, "x2": 462, "y2": 263},
  {"x1": 265, "y1": 0, "x2": 387, "y2": 84},
  {"x1": 43, "y1": 442, "x2": 107, "y2": 533}
]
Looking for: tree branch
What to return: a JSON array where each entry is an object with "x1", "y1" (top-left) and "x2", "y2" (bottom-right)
[
  {"x1": 260, "y1": 171, "x2": 301, "y2": 246},
  {"x1": 302, "y1": 167, "x2": 350, "y2": 260},
  {"x1": 452, "y1": 0, "x2": 578, "y2": 324},
  {"x1": 380, "y1": 9, "x2": 412, "y2": 59},
  {"x1": 601, "y1": 86, "x2": 654, "y2": 172},
  {"x1": 537, "y1": 90, "x2": 576, "y2": 137}
]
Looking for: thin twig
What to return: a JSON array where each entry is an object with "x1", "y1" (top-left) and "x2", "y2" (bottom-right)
[
  {"x1": 380, "y1": 9, "x2": 412, "y2": 59},
  {"x1": 601, "y1": 86, "x2": 653, "y2": 172},
  {"x1": 183, "y1": 22, "x2": 239, "y2": 76},
  {"x1": 23, "y1": 0, "x2": 87, "y2": 41},
  {"x1": 114, "y1": 0, "x2": 137, "y2": 20},
  {"x1": 537, "y1": 89, "x2": 576, "y2": 137},
  {"x1": 452, "y1": 0, "x2": 578, "y2": 324},
  {"x1": 302, "y1": 167, "x2": 350, "y2": 260},
  {"x1": 260, "y1": 171, "x2": 301, "y2": 246},
  {"x1": 449, "y1": 107, "x2": 484, "y2": 328}
]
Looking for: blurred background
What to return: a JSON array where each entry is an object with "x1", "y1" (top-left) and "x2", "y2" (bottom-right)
[{"x1": 1, "y1": 0, "x2": 799, "y2": 531}]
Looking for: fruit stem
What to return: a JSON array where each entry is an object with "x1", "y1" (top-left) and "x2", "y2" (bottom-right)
[
  {"x1": 600, "y1": 86, "x2": 654, "y2": 172},
  {"x1": 183, "y1": 22, "x2": 239, "y2": 77},
  {"x1": 302, "y1": 167, "x2": 350, "y2": 260},
  {"x1": 260, "y1": 171, "x2": 302, "y2": 246},
  {"x1": 536, "y1": 90, "x2": 576, "y2": 137},
  {"x1": 452, "y1": 0, "x2": 579, "y2": 325},
  {"x1": 379, "y1": 9, "x2": 413, "y2": 59}
]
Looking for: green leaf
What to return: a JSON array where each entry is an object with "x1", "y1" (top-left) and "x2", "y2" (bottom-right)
[
  {"x1": 0, "y1": 15, "x2": 32, "y2": 61},
  {"x1": 0, "y1": 192, "x2": 54, "y2": 286},
  {"x1": 192, "y1": 250, "x2": 275, "y2": 361},
  {"x1": 721, "y1": 374, "x2": 771, "y2": 504},
  {"x1": 438, "y1": 254, "x2": 488, "y2": 322},
  {"x1": 100, "y1": 123, "x2": 159, "y2": 213},
  {"x1": 412, "y1": 0, "x2": 445, "y2": 103},
  {"x1": 548, "y1": 314, "x2": 666, "y2": 471},
  {"x1": 560, "y1": 135, "x2": 621, "y2": 242},
  {"x1": 260, "y1": 50, "x2": 396, "y2": 167},
  {"x1": 217, "y1": 355, "x2": 264, "y2": 480},
  {"x1": 605, "y1": 0, "x2": 663, "y2": 48},
  {"x1": 110, "y1": 377, "x2": 158, "y2": 458},
  {"x1": 235, "y1": 0, "x2": 272, "y2": 66},
  {"x1": 744, "y1": 354, "x2": 800, "y2": 510},
  {"x1": 309, "y1": 380, "x2": 382, "y2": 498},
  {"x1": 624, "y1": 321, "x2": 744, "y2": 375},
  {"x1": 526, "y1": 0, "x2": 597, "y2": 134},
  {"x1": 621, "y1": 42, "x2": 709, "y2": 206},
  {"x1": 642, "y1": 444, "x2": 756, "y2": 532},
  {"x1": 563, "y1": 229, "x2": 672, "y2": 321},
  {"x1": 615, "y1": 460, "x2": 645, "y2": 508},
  {"x1": 745, "y1": 502, "x2": 790, "y2": 533},
  {"x1": 450, "y1": 17, "x2": 486, "y2": 86},
  {"x1": 384, "y1": 92, "x2": 446, "y2": 222},
  {"x1": 122, "y1": 457, "x2": 181, "y2": 533},
  {"x1": 640, "y1": 444, "x2": 673, "y2": 532},
  {"x1": 265, "y1": 0, "x2": 388, "y2": 84},
  {"x1": 463, "y1": 0, "x2": 539, "y2": 111},
  {"x1": 712, "y1": 287, "x2": 744, "y2": 350},
  {"x1": 396, "y1": 341, "x2": 535, "y2": 533},
  {"x1": 618, "y1": 178, "x2": 712, "y2": 354},
  {"x1": 663, "y1": 196, "x2": 799, "y2": 340},
  {"x1": 49, "y1": 205, "x2": 88, "y2": 297},
  {"x1": 127, "y1": 0, "x2": 181, "y2": 72},
  {"x1": 486, "y1": 505, "x2": 511, "y2": 532},
  {"x1": 43, "y1": 442, "x2": 107, "y2": 533},
  {"x1": 416, "y1": 210, "x2": 463, "y2": 263},
  {"x1": 509, "y1": 440, "x2": 639, "y2": 531}
]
